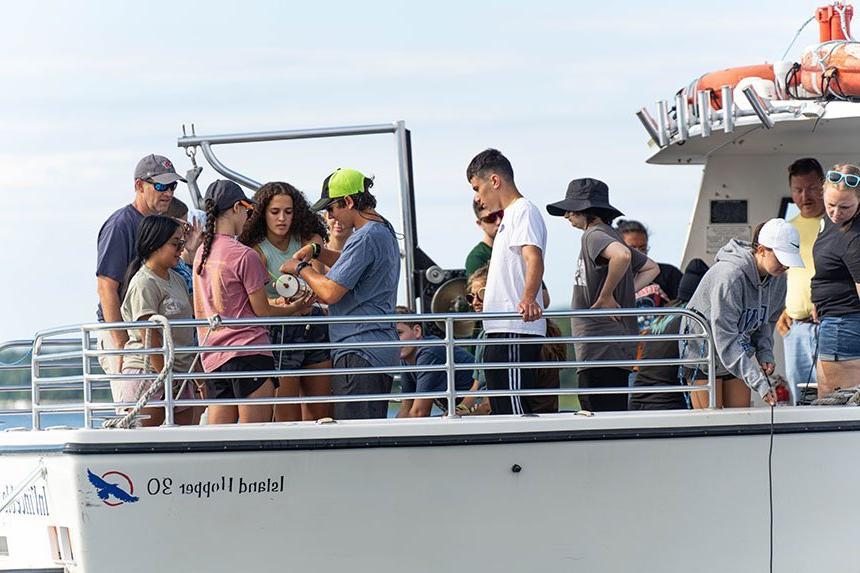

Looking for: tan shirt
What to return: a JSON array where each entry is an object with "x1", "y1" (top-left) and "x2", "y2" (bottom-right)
[
  {"x1": 121, "y1": 266, "x2": 195, "y2": 373},
  {"x1": 785, "y1": 214, "x2": 822, "y2": 319}
]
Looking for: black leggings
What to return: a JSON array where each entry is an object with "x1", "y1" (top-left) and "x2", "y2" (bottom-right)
[{"x1": 577, "y1": 368, "x2": 629, "y2": 412}]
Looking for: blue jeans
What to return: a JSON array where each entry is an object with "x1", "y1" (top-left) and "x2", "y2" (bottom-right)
[{"x1": 783, "y1": 320, "x2": 818, "y2": 404}]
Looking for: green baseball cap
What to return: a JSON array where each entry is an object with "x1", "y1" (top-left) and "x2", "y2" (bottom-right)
[{"x1": 311, "y1": 168, "x2": 371, "y2": 211}]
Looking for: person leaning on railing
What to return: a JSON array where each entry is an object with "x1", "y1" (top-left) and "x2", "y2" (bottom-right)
[
  {"x1": 680, "y1": 219, "x2": 802, "y2": 408},
  {"x1": 116, "y1": 215, "x2": 200, "y2": 426},
  {"x1": 810, "y1": 164, "x2": 860, "y2": 399}
]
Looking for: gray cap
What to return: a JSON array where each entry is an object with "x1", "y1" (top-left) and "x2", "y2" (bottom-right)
[{"x1": 134, "y1": 154, "x2": 186, "y2": 184}]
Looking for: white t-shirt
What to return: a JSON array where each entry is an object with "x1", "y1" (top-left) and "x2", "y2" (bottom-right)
[{"x1": 483, "y1": 197, "x2": 547, "y2": 336}]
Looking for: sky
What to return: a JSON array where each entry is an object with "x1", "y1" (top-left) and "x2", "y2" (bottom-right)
[{"x1": 0, "y1": 0, "x2": 821, "y2": 342}]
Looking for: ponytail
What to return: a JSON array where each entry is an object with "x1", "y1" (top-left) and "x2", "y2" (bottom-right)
[{"x1": 197, "y1": 198, "x2": 218, "y2": 275}]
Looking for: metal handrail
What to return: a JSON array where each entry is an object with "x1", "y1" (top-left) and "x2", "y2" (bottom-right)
[{"x1": 20, "y1": 307, "x2": 716, "y2": 430}]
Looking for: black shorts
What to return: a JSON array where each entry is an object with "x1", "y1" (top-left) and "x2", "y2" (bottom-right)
[
  {"x1": 268, "y1": 308, "x2": 330, "y2": 370},
  {"x1": 208, "y1": 354, "x2": 277, "y2": 400}
]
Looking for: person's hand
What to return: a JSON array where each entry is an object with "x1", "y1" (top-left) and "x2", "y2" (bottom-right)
[
  {"x1": 291, "y1": 244, "x2": 314, "y2": 263},
  {"x1": 183, "y1": 217, "x2": 204, "y2": 254},
  {"x1": 776, "y1": 310, "x2": 793, "y2": 337},
  {"x1": 591, "y1": 294, "x2": 621, "y2": 322},
  {"x1": 284, "y1": 290, "x2": 315, "y2": 315},
  {"x1": 517, "y1": 297, "x2": 543, "y2": 322},
  {"x1": 812, "y1": 304, "x2": 820, "y2": 324},
  {"x1": 279, "y1": 259, "x2": 300, "y2": 275},
  {"x1": 760, "y1": 361, "x2": 775, "y2": 376},
  {"x1": 762, "y1": 389, "x2": 777, "y2": 406}
]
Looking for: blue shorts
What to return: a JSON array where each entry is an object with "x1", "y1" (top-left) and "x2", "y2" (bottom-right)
[{"x1": 818, "y1": 315, "x2": 860, "y2": 362}]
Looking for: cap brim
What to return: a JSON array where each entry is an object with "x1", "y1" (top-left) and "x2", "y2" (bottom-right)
[
  {"x1": 151, "y1": 172, "x2": 187, "y2": 184},
  {"x1": 311, "y1": 196, "x2": 335, "y2": 211},
  {"x1": 773, "y1": 249, "x2": 805, "y2": 268},
  {"x1": 546, "y1": 198, "x2": 624, "y2": 219}
]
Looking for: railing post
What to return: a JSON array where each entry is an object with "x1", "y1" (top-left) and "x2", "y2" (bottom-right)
[
  {"x1": 31, "y1": 336, "x2": 43, "y2": 431},
  {"x1": 706, "y1": 321, "x2": 717, "y2": 409},
  {"x1": 444, "y1": 317, "x2": 458, "y2": 417},
  {"x1": 162, "y1": 322, "x2": 176, "y2": 426},
  {"x1": 81, "y1": 327, "x2": 93, "y2": 429}
]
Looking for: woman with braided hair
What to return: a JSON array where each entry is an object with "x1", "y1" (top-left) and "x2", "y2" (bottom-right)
[
  {"x1": 239, "y1": 181, "x2": 332, "y2": 421},
  {"x1": 193, "y1": 180, "x2": 313, "y2": 425}
]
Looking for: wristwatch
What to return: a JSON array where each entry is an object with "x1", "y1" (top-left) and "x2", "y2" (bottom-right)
[
  {"x1": 295, "y1": 261, "x2": 311, "y2": 276},
  {"x1": 310, "y1": 242, "x2": 322, "y2": 259}
]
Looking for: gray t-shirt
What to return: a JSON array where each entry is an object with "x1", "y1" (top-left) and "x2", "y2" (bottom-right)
[
  {"x1": 326, "y1": 220, "x2": 400, "y2": 368},
  {"x1": 571, "y1": 223, "x2": 646, "y2": 369},
  {"x1": 121, "y1": 266, "x2": 196, "y2": 373}
]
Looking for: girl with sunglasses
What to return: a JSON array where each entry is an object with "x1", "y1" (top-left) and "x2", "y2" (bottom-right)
[
  {"x1": 238, "y1": 181, "x2": 332, "y2": 422},
  {"x1": 194, "y1": 180, "x2": 313, "y2": 425},
  {"x1": 681, "y1": 219, "x2": 803, "y2": 408},
  {"x1": 117, "y1": 215, "x2": 200, "y2": 426},
  {"x1": 811, "y1": 164, "x2": 860, "y2": 398}
]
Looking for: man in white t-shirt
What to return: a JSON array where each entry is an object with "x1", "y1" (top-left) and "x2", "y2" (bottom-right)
[{"x1": 467, "y1": 148, "x2": 548, "y2": 415}]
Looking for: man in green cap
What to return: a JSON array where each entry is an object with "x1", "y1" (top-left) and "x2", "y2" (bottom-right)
[{"x1": 281, "y1": 168, "x2": 400, "y2": 419}]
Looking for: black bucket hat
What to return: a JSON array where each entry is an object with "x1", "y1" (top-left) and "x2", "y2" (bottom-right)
[{"x1": 546, "y1": 178, "x2": 623, "y2": 219}]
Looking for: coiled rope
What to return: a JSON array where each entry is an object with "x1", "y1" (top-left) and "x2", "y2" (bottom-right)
[{"x1": 811, "y1": 385, "x2": 860, "y2": 406}]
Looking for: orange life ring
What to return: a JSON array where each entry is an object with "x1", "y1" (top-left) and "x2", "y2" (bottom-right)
[
  {"x1": 800, "y1": 42, "x2": 860, "y2": 97},
  {"x1": 693, "y1": 64, "x2": 775, "y2": 110}
]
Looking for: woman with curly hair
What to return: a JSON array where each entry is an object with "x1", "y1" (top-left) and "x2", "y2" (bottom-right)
[{"x1": 239, "y1": 181, "x2": 332, "y2": 421}]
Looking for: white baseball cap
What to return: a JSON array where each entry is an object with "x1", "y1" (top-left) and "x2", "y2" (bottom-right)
[{"x1": 757, "y1": 218, "x2": 804, "y2": 268}]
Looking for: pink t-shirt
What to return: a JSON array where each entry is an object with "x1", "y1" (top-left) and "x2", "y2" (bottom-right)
[{"x1": 192, "y1": 234, "x2": 272, "y2": 372}]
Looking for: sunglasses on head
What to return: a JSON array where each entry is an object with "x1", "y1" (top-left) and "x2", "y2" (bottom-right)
[
  {"x1": 478, "y1": 210, "x2": 503, "y2": 224},
  {"x1": 146, "y1": 179, "x2": 177, "y2": 193},
  {"x1": 465, "y1": 287, "x2": 486, "y2": 305},
  {"x1": 826, "y1": 170, "x2": 860, "y2": 188}
]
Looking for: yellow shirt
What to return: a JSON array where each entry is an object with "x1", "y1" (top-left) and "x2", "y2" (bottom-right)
[{"x1": 785, "y1": 214, "x2": 822, "y2": 319}]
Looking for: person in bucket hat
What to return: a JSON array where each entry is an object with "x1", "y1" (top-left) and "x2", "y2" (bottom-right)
[
  {"x1": 547, "y1": 177, "x2": 659, "y2": 412},
  {"x1": 94, "y1": 153, "x2": 186, "y2": 375},
  {"x1": 281, "y1": 168, "x2": 400, "y2": 420}
]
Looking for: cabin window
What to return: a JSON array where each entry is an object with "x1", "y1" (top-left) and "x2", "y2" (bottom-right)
[{"x1": 710, "y1": 200, "x2": 748, "y2": 224}]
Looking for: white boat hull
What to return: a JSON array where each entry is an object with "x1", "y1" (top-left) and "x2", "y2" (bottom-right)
[{"x1": 2, "y1": 408, "x2": 858, "y2": 572}]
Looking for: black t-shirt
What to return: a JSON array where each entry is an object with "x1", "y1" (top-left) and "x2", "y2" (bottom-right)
[{"x1": 811, "y1": 215, "x2": 860, "y2": 318}]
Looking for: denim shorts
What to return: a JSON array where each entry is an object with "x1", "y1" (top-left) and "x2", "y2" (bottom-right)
[{"x1": 818, "y1": 315, "x2": 860, "y2": 362}]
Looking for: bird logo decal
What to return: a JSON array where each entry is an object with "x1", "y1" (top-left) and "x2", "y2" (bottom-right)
[{"x1": 87, "y1": 469, "x2": 139, "y2": 506}]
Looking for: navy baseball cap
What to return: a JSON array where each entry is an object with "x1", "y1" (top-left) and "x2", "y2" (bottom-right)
[{"x1": 205, "y1": 179, "x2": 255, "y2": 214}]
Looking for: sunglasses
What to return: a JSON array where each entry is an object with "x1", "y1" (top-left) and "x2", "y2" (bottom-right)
[
  {"x1": 146, "y1": 179, "x2": 178, "y2": 193},
  {"x1": 169, "y1": 239, "x2": 187, "y2": 251},
  {"x1": 478, "y1": 210, "x2": 503, "y2": 225},
  {"x1": 237, "y1": 200, "x2": 254, "y2": 217},
  {"x1": 826, "y1": 170, "x2": 860, "y2": 188},
  {"x1": 465, "y1": 287, "x2": 486, "y2": 305}
]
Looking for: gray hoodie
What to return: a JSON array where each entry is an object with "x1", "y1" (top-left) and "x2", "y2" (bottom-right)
[{"x1": 679, "y1": 239, "x2": 786, "y2": 398}]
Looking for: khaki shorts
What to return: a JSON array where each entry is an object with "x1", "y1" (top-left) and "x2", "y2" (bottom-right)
[
  {"x1": 95, "y1": 330, "x2": 121, "y2": 375},
  {"x1": 111, "y1": 367, "x2": 195, "y2": 413}
]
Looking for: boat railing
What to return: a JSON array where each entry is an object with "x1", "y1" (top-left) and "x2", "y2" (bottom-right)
[{"x1": 19, "y1": 308, "x2": 716, "y2": 430}]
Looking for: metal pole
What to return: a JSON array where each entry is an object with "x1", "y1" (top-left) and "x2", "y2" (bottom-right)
[
  {"x1": 31, "y1": 336, "x2": 43, "y2": 431},
  {"x1": 177, "y1": 124, "x2": 398, "y2": 147},
  {"x1": 698, "y1": 91, "x2": 712, "y2": 138},
  {"x1": 722, "y1": 86, "x2": 735, "y2": 133},
  {"x1": 635, "y1": 108, "x2": 661, "y2": 143},
  {"x1": 162, "y1": 323, "x2": 175, "y2": 427},
  {"x1": 395, "y1": 121, "x2": 417, "y2": 306},
  {"x1": 81, "y1": 327, "x2": 93, "y2": 429},
  {"x1": 444, "y1": 317, "x2": 458, "y2": 417},
  {"x1": 656, "y1": 100, "x2": 670, "y2": 147},
  {"x1": 675, "y1": 93, "x2": 689, "y2": 142},
  {"x1": 706, "y1": 320, "x2": 717, "y2": 409},
  {"x1": 200, "y1": 142, "x2": 261, "y2": 191}
]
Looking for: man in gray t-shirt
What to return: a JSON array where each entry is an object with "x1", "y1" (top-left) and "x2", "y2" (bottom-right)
[{"x1": 281, "y1": 168, "x2": 399, "y2": 420}]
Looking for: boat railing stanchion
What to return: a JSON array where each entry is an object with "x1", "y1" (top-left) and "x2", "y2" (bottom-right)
[
  {"x1": 82, "y1": 326, "x2": 93, "y2": 429},
  {"x1": 635, "y1": 108, "x2": 661, "y2": 144},
  {"x1": 675, "y1": 93, "x2": 689, "y2": 142},
  {"x1": 395, "y1": 120, "x2": 418, "y2": 306},
  {"x1": 162, "y1": 323, "x2": 176, "y2": 427},
  {"x1": 31, "y1": 335, "x2": 43, "y2": 431},
  {"x1": 444, "y1": 316, "x2": 458, "y2": 418},
  {"x1": 656, "y1": 100, "x2": 670, "y2": 147},
  {"x1": 721, "y1": 86, "x2": 735, "y2": 133},
  {"x1": 698, "y1": 91, "x2": 712, "y2": 138}
]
